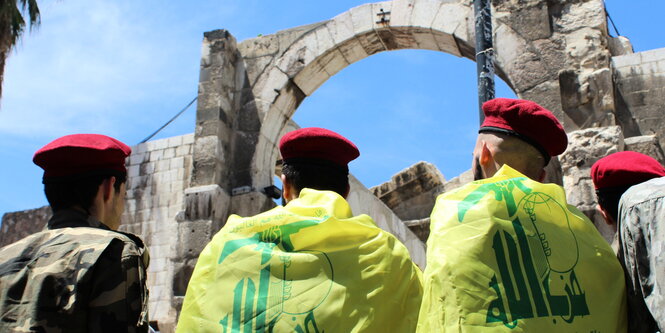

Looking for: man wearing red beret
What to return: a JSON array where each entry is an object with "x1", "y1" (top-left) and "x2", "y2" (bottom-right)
[
  {"x1": 591, "y1": 151, "x2": 665, "y2": 332},
  {"x1": 418, "y1": 98, "x2": 627, "y2": 331},
  {"x1": 0, "y1": 134, "x2": 150, "y2": 332},
  {"x1": 177, "y1": 127, "x2": 423, "y2": 332}
]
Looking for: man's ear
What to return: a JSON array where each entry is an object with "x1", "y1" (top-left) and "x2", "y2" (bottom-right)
[
  {"x1": 538, "y1": 169, "x2": 547, "y2": 182},
  {"x1": 101, "y1": 177, "x2": 117, "y2": 202},
  {"x1": 480, "y1": 142, "x2": 493, "y2": 166},
  {"x1": 281, "y1": 174, "x2": 292, "y2": 203},
  {"x1": 596, "y1": 204, "x2": 616, "y2": 226}
]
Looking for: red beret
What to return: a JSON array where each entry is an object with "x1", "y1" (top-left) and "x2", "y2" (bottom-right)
[
  {"x1": 33, "y1": 134, "x2": 131, "y2": 179},
  {"x1": 279, "y1": 127, "x2": 359, "y2": 169},
  {"x1": 480, "y1": 98, "x2": 568, "y2": 159},
  {"x1": 591, "y1": 151, "x2": 665, "y2": 189}
]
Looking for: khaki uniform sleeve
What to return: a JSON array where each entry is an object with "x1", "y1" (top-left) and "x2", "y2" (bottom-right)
[
  {"x1": 618, "y1": 178, "x2": 665, "y2": 332},
  {"x1": 88, "y1": 239, "x2": 149, "y2": 333}
]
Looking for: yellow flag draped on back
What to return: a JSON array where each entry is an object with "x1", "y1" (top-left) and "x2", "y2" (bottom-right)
[
  {"x1": 418, "y1": 165, "x2": 627, "y2": 332},
  {"x1": 177, "y1": 189, "x2": 423, "y2": 333}
]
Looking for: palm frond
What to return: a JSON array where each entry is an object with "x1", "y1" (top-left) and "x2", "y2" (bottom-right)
[
  {"x1": 1, "y1": 0, "x2": 41, "y2": 47},
  {"x1": 19, "y1": 0, "x2": 40, "y2": 26}
]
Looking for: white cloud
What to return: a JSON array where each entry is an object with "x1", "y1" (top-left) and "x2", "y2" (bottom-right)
[{"x1": 0, "y1": 0, "x2": 204, "y2": 138}]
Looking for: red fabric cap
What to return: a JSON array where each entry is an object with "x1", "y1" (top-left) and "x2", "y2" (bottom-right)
[
  {"x1": 591, "y1": 151, "x2": 665, "y2": 189},
  {"x1": 33, "y1": 134, "x2": 132, "y2": 178},
  {"x1": 279, "y1": 127, "x2": 359, "y2": 167},
  {"x1": 480, "y1": 98, "x2": 568, "y2": 157}
]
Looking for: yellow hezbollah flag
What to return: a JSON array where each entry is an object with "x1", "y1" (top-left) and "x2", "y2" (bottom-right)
[
  {"x1": 418, "y1": 165, "x2": 627, "y2": 332},
  {"x1": 177, "y1": 189, "x2": 423, "y2": 333}
]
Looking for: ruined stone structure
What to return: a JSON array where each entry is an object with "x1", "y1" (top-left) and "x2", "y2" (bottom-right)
[{"x1": 2, "y1": 0, "x2": 665, "y2": 331}]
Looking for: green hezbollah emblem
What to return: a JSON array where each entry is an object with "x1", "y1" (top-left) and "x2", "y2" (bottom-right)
[
  {"x1": 217, "y1": 218, "x2": 333, "y2": 332},
  {"x1": 458, "y1": 179, "x2": 589, "y2": 328}
]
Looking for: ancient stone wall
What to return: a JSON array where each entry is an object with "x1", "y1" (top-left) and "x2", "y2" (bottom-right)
[
  {"x1": 613, "y1": 48, "x2": 665, "y2": 148},
  {"x1": 559, "y1": 126, "x2": 624, "y2": 241},
  {"x1": 557, "y1": 126, "x2": 665, "y2": 242},
  {"x1": 372, "y1": 162, "x2": 446, "y2": 222},
  {"x1": 121, "y1": 134, "x2": 194, "y2": 332},
  {"x1": 0, "y1": 206, "x2": 50, "y2": 247}
]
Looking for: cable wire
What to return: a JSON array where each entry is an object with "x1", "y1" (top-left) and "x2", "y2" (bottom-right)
[
  {"x1": 604, "y1": 1, "x2": 621, "y2": 36},
  {"x1": 139, "y1": 96, "x2": 197, "y2": 144}
]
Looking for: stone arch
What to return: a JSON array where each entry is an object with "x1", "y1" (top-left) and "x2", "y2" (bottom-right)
[
  {"x1": 188, "y1": 0, "x2": 616, "y2": 230},
  {"x1": 251, "y1": 1, "x2": 483, "y2": 193},
  {"x1": 242, "y1": 0, "x2": 610, "y2": 197}
]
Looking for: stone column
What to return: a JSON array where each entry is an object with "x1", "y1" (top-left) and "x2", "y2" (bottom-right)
[{"x1": 171, "y1": 30, "x2": 242, "y2": 322}]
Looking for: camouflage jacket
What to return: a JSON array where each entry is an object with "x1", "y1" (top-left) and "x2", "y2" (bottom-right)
[
  {"x1": 618, "y1": 176, "x2": 665, "y2": 333},
  {"x1": 0, "y1": 209, "x2": 150, "y2": 332}
]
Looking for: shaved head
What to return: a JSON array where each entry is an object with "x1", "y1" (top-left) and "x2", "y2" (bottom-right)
[{"x1": 472, "y1": 132, "x2": 547, "y2": 181}]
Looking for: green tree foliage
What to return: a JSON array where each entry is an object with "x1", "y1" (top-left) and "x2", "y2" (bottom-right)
[{"x1": 0, "y1": 0, "x2": 40, "y2": 100}]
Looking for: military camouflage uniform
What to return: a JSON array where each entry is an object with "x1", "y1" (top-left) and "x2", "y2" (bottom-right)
[
  {"x1": 618, "y1": 176, "x2": 665, "y2": 333},
  {"x1": 0, "y1": 209, "x2": 150, "y2": 332}
]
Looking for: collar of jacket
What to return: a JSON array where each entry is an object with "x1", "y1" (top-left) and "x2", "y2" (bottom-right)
[{"x1": 46, "y1": 208, "x2": 111, "y2": 230}]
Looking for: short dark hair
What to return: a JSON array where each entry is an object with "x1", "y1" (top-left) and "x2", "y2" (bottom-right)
[
  {"x1": 282, "y1": 162, "x2": 348, "y2": 197},
  {"x1": 44, "y1": 172, "x2": 127, "y2": 213},
  {"x1": 596, "y1": 185, "x2": 631, "y2": 222}
]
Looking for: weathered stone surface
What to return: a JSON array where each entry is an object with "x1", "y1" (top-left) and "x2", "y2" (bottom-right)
[
  {"x1": 542, "y1": 0, "x2": 615, "y2": 132},
  {"x1": 175, "y1": 220, "x2": 213, "y2": 261},
  {"x1": 0, "y1": 206, "x2": 51, "y2": 248},
  {"x1": 495, "y1": 23, "x2": 550, "y2": 92},
  {"x1": 237, "y1": 34, "x2": 279, "y2": 59},
  {"x1": 191, "y1": 135, "x2": 225, "y2": 186},
  {"x1": 609, "y1": 36, "x2": 633, "y2": 57},
  {"x1": 442, "y1": 169, "x2": 473, "y2": 193},
  {"x1": 121, "y1": 135, "x2": 194, "y2": 330},
  {"x1": 228, "y1": 191, "x2": 275, "y2": 218},
  {"x1": 325, "y1": 9, "x2": 369, "y2": 64},
  {"x1": 275, "y1": 36, "x2": 318, "y2": 79},
  {"x1": 350, "y1": 3, "x2": 387, "y2": 55},
  {"x1": 184, "y1": 185, "x2": 230, "y2": 225},
  {"x1": 564, "y1": 27, "x2": 610, "y2": 69},
  {"x1": 560, "y1": 126, "x2": 624, "y2": 242},
  {"x1": 347, "y1": 175, "x2": 427, "y2": 268},
  {"x1": 293, "y1": 48, "x2": 347, "y2": 96},
  {"x1": 624, "y1": 135, "x2": 665, "y2": 164},
  {"x1": 371, "y1": 161, "x2": 445, "y2": 221},
  {"x1": 192, "y1": 30, "x2": 241, "y2": 191},
  {"x1": 410, "y1": 0, "x2": 443, "y2": 29},
  {"x1": 560, "y1": 126, "x2": 624, "y2": 178},
  {"x1": 404, "y1": 217, "x2": 430, "y2": 242},
  {"x1": 252, "y1": 67, "x2": 290, "y2": 117},
  {"x1": 431, "y1": 2, "x2": 470, "y2": 53},
  {"x1": 532, "y1": 36, "x2": 567, "y2": 77},
  {"x1": 551, "y1": 0, "x2": 607, "y2": 34},
  {"x1": 518, "y1": 80, "x2": 564, "y2": 122},
  {"x1": 560, "y1": 68, "x2": 616, "y2": 129},
  {"x1": 494, "y1": 2, "x2": 551, "y2": 41},
  {"x1": 613, "y1": 48, "x2": 665, "y2": 149},
  {"x1": 388, "y1": 0, "x2": 415, "y2": 28},
  {"x1": 394, "y1": 167, "x2": 473, "y2": 242},
  {"x1": 275, "y1": 22, "x2": 329, "y2": 56},
  {"x1": 327, "y1": 10, "x2": 357, "y2": 46}
]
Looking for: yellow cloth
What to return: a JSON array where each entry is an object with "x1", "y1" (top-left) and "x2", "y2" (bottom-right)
[
  {"x1": 418, "y1": 165, "x2": 627, "y2": 332},
  {"x1": 177, "y1": 189, "x2": 423, "y2": 333}
]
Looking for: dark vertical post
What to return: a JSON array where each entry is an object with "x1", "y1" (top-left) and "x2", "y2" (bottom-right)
[{"x1": 474, "y1": 0, "x2": 495, "y2": 124}]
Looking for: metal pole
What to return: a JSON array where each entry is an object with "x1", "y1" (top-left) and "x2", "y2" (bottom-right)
[{"x1": 474, "y1": 0, "x2": 495, "y2": 124}]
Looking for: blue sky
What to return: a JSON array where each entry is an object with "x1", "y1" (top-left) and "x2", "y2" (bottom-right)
[{"x1": 0, "y1": 0, "x2": 662, "y2": 217}]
